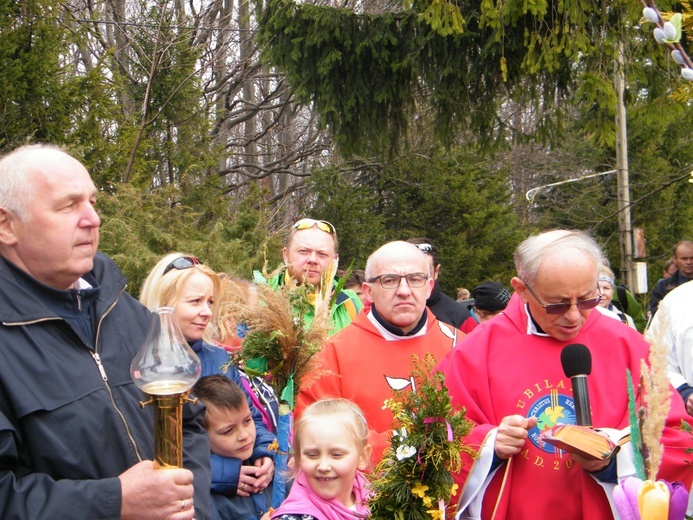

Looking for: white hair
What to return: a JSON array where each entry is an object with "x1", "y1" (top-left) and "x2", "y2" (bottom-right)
[
  {"x1": 0, "y1": 144, "x2": 66, "y2": 221},
  {"x1": 514, "y1": 229, "x2": 603, "y2": 285}
]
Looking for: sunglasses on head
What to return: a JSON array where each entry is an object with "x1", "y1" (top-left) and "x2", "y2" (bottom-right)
[
  {"x1": 163, "y1": 256, "x2": 200, "y2": 276},
  {"x1": 292, "y1": 218, "x2": 336, "y2": 234},
  {"x1": 415, "y1": 243, "x2": 438, "y2": 255}
]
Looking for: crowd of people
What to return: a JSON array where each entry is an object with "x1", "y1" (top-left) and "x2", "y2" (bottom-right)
[{"x1": 1, "y1": 143, "x2": 692, "y2": 520}]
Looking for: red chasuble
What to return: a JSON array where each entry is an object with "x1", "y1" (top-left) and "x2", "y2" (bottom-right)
[
  {"x1": 437, "y1": 293, "x2": 693, "y2": 520},
  {"x1": 297, "y1": 309, "x2": 460, "y2": 464}
]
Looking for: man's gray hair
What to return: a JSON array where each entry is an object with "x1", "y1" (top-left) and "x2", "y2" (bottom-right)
[
  {"x1": 515, "y1": 229, "x2": 603, "y2": 286},
  {"x1": 0, "y1": 144, "x2": 64, "y2": 221}
]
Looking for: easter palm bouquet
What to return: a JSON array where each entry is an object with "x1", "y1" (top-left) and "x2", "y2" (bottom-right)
[
  {"x1": 220, "y1": 259, "x2": 337, "y2": 508},
  {"x1": 369, "y1": 354, "x2": 476, "y2": 520}
]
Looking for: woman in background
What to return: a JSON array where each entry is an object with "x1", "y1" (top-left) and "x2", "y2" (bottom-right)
[{"x1": 597, "y1": 265, "x2": 637, "y2": 330}]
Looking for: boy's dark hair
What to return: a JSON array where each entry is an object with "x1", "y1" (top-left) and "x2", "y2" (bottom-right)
[{"x1": 192, "y1": 374, "x2": 246, "y2": 413}]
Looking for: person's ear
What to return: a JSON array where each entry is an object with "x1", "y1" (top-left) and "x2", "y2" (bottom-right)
[
  {"x1": 359, "y1": 444, "x2": 373, "y2": 470},
  {"x1": 362, "y1": 281, "x2": 374, "y2": 303},
  {"x1": 434, "y1": 264, "x2": 441, "y2": 280},
  {"x1": 424, "y1": 276, "x2": 434, "y2": 298},
  {"x1": 511, "y1": 277, "x2": 529, "y2": 304},
  {"x1": 281, "y1": 247, "x2": 289, "y2": 265},
  {"x1": 0, "y1": 208, "x2": 18, "y2": 246}
]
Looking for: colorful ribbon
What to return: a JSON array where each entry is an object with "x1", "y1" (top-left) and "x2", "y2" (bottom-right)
[{"x1": 423, "y1": 416, "x2": 453, "y2": 441}]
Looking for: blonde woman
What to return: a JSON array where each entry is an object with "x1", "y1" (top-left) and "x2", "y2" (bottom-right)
[{"x1": 140, "y1": 253, "x2": 275, "y2": 505}]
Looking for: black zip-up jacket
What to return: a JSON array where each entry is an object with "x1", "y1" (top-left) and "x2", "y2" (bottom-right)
[
  {"x1": 0, "y1": 252, "x2": 211, "y2": 519},
  {"x1": 426, "y1": 281, "x2": 471, "y2": 329},
  {"x1": 649, "y1": 269, "x2": 692, "y2": 318}
]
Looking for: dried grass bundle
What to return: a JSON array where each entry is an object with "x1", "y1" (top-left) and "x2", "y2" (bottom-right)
[
  {"x1": 219, "y1": 265, "x2": 333, "y2": 405},
  {"x1": 643, "y1": 310, "x2": 673, "y2": 479},
  {"x1": 216, "y1": 274, "x2": 257, "y2": 345}
]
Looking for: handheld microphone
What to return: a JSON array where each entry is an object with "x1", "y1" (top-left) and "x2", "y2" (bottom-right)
[{"x1": 561, "y1": 343, "x2": 592, "y2": 427}]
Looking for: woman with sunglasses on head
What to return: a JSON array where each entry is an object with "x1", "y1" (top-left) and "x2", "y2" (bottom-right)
[{"x1": 140, "y1": 253, "x2": 276, "y2": 519}]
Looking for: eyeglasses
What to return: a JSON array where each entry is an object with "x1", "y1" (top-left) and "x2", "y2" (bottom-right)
[
  {"x1": 368, "y1": 272, "x2": 429, "y2": 289},
  {"x1": 163, "y1": 256, "x2": 200, "y2": 276},
  {"x1": 522, "y1": 280, "x2": 601, "y2": 315},
  {"x1": 292, "y1": 218, "x2": 336, "y2": 234}
]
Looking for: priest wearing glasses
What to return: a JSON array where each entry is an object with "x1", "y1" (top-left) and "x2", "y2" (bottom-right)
[
  {"x1": 297, "y1": 241, "x2": 462, "y2": 464},
  {"x1": 436, "y1": 229, "x2": 693, "y2": 520}
]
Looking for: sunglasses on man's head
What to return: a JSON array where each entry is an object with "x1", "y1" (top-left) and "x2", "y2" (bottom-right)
[
  {"x1": 292, "y1": 218, "x2": 336, "y2": 235},
  {"x1": 163, "y1": 256, "x2": 200, "y2": 276},
  {"x1": 415, "y1": 243, "x2": 438, "y2": 255}
]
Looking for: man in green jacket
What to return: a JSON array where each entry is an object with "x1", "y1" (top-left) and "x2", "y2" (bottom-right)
[{"x1": 255, "y1": 218, "x2": 362, "y2": 334}]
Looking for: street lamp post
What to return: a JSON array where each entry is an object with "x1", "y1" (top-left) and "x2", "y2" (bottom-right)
[
  {"x1": 525, "y1": 170, "x2": 617, "y2": 203},
  {"x1": 524, "y1": 45, "x2": 635, "y2": 289}
]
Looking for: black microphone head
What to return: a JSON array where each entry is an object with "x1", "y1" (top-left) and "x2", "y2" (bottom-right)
[{"x1": 561, "y1": 343, "x2": 592, "y2": 377}]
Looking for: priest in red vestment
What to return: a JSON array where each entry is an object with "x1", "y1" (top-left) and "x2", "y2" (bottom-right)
[
  {"x1": 437, "y1": 229, "x2": 693, "y2": 520},
  {"x1": 298, "y1": 241, "x2": 462, "y2": 464}
]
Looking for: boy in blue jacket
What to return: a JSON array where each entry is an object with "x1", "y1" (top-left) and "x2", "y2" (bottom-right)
[{"x1": 193, "y1": 375, "x2": 273, "y2": 520}]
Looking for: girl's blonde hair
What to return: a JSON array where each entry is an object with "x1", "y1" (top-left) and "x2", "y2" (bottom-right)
[
  {"x1": 139, "y1": 252, "x2": 221, "y2": 343},
  {"x1": 293, "y1": 399, "x2": 370, "y2": 467}
]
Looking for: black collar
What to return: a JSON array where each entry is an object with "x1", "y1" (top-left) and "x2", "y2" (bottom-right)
[
  {"x1": 371, "y1": 304, "x2": 428, "y2": 336},
  {"x1": 526, "y1": 306, "x2": 547, "y2": 334}
]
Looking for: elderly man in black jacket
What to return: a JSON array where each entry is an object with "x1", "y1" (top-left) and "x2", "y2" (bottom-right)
[{"x1": 0, "y1": 144, "x2": 211, "y2": 520}]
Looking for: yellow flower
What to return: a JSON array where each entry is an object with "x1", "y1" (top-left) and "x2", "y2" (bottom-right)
[
  {"x1": 637, "y1": 479, "x2": 670, "y2": 520},
  {"x1": 422, "y1": 496, "x2": 433, "y2": 508},
  {"x1": 412, "y1": 482, "x2": 429, "y2": 498},
  {"x1": 426, "y1": 508, "x2": 444, "y2": 520},
  {"x1": 450, "y1": 483, "x2": 459, "y2": 497}
]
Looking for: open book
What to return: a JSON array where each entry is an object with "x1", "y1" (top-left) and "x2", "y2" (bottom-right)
[{"x1": 540, "y1": 424, "x2": 631, "y2": 461}]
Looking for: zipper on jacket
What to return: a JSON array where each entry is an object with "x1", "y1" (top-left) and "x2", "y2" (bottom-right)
[
  {"x1": 91, "y1": 352, "x2": 108, "y2": 382},
  {"x1": 8, "y1": 284, "x2": 146, "y2": 462},
  {"x1": 3, "y1": 316, "x2": 62, "y2": 327},
  {"x1": 94, "y1": 285, "x2": 144, "y2": 462}
]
